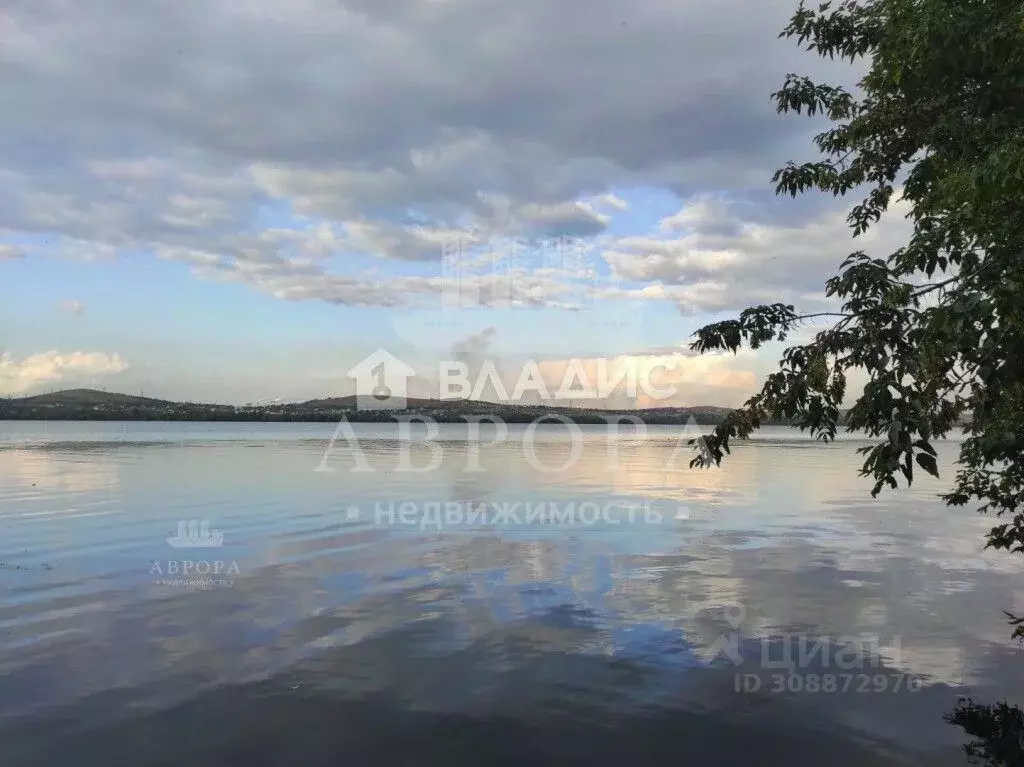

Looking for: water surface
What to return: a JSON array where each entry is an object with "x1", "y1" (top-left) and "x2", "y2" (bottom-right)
[{"x1": 0, "y1": 421, "x2": 1020, "y2": 766}]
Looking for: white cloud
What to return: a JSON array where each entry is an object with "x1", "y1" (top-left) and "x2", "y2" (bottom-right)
[
  {"x1": 535, "y1": 352, "x2": 759, "y2": 408},
  {"x1": 597, "y1": 194, "x2": 629, "y2": 212},
  {"x1": 0, "y1": 351, "x2": 129, "y2": 395},
  {"x1": 0, "y1": 0, "x2": 859, "y2": 313},
  {"x1": 59, "y1": 299, "x2": 86, "y2": 316},
  {"x1": 383, "y1": 346, "x2": 759, "y2": 408},
  {"x1": 603, "y1": 193, "x2": 915, "y2": 314},
  {"x1": 0, "y1": 243, "x2": 26, "y2": 259}
]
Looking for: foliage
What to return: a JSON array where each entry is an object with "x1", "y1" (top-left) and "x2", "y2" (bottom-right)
[
  {"x1": 947, "y1": 699, "x2": 1024, "y2": 767},
  {"x1": 689, "y1": 1, "x2": 1024, "y2": 759},
  {"x1": 0, "y1": 395, "x2": 749, "y2": 426},
  {"x1": 690, "y1": 0, "x2": 1024, "y2": 638}
]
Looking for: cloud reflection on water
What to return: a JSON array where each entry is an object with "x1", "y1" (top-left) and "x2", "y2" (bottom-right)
[{"x1": 0, "y1": 424, "x2": 1019, "y2": 765}]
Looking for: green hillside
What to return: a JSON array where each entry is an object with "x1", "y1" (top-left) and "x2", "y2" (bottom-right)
[
  {"x1": 1, "y1": 388, "x2": 746, "y2": 424},
  {"x1": 14, "y1": 389, "x2": 175, "y2": 407}
]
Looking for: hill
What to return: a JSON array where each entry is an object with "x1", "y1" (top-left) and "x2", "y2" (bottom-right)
[
  {"x1": 0, "y1": 389, "x2": 749, "y2": 425},
  {"x1": 13, "y1": 389, "x2": 175, "y2": 408},
  {"x1": 300, "y1": 395, "x2": 491, "y2": 410}
]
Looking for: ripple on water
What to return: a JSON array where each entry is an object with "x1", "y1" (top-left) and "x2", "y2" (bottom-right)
[{"x1": 0, "y1": 426, "x2": 1015, "y2": 765}]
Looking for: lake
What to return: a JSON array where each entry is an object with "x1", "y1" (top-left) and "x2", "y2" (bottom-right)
[{"x1": 0, "y1": 420, "x2": 1020, "y2": 765}]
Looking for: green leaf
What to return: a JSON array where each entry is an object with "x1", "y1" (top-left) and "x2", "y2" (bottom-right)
[
  {"x1": 916, "y1": 452, "x2": 939, "y2": 478},
  {"x1": 689, "y1": 0, "x2": 1024, "y2": 644}
]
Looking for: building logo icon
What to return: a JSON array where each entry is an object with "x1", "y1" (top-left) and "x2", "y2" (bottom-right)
[
  {"x1": 700, "y1": 604, "x2": 747, "y2": 666},
  {"x1": 347, "y1": 349, "x2": 416, "y2": 410},
  {"x1": 167, "y1": 520, "x2": 224, "y2": 549}
]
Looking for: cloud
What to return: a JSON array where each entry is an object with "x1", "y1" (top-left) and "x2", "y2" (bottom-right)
[
  {"x1": 597, "y1": 194, "x2": 629, "y2": 212},
  {"x1": 451, "y1": 327, "x2": 498, "y2": 361},
  {"x1": 449, "y1": 326, "x2": 500, "y2": 385},
  {"x1": 534, "y1": 353, "x2": 759, "y2": 408},
  {"x1": 0, "y1": 351, "x2": 129, "y2": 395},
  {"x1": 342, "y1": 220, "x2": 468, "y2": 262},
  {"x1": 59, "y1": 299, "x2": 86, "y2": 316},
  {"x1": 603, "y1": 193, "x2": 914, "y2": 314},
  {"x1": 513, "y1": 201, "x2": 611, "y2": 239},
  {"x1": 0, "y1": 0, "x2": 856, "y2": 311},
  {"x1": 0, "y1": 243, "x2": 27, "y2": 259},
  {"x1": 631, "y1": 342, "x2": 706, "y2": 358},
  {"x1": 394, "y1": 345, "x2": 759, "y2": 408}
]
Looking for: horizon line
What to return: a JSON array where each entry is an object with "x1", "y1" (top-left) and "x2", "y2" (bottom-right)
[{"x1": 6, "y1": 387, "x2": 739, "y2": 412}]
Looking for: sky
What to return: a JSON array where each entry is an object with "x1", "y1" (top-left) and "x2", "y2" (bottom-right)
[{"x1": 0, "y1": 0, "x2": 913, "y2": 406}]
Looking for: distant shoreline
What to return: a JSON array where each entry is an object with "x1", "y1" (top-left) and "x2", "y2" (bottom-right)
[
  {"x1": 0, "y1": 388, "x2": 773, "y2": 426},
  {"x1": 0, "y1": 413, "x2": 750, "y2": 425},
  {"x1": 1, "y1": 389, "x2": 970, "y2": 428}
]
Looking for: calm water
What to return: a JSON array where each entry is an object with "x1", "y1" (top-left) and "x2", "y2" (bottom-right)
[{"x1": 0, "y1": 421, "x2": 1020, "y2": 766}]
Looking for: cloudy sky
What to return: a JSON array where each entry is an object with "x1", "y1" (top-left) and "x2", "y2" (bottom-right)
[{"x1": 0, "y1": 0, "x2": 909, "y2": 405}]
